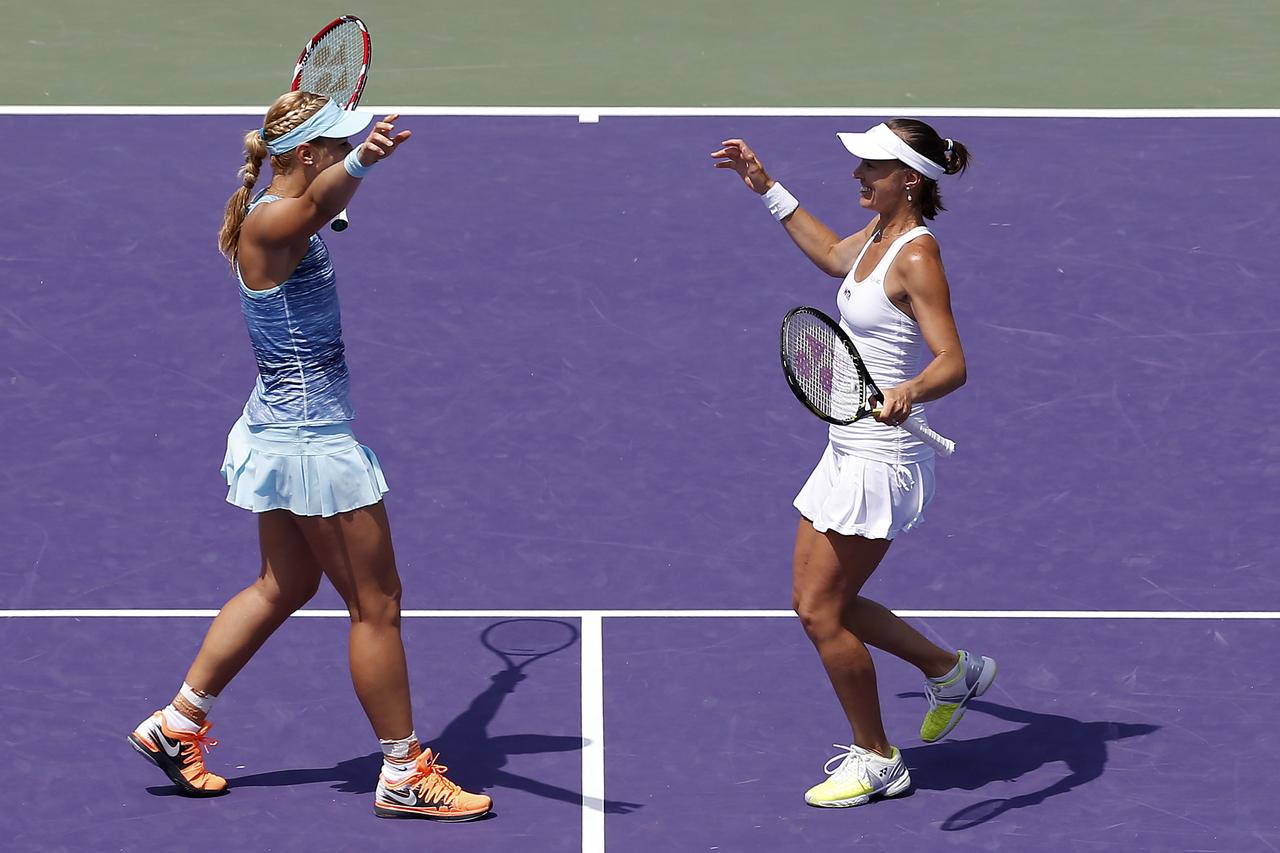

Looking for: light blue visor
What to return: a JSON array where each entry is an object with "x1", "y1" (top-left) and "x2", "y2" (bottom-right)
[{"x1": 263, "y1": 100, "x2": 373, "y2": 156}]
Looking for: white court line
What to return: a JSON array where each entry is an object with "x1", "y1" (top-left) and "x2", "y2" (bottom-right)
[
  {"x1": 2, "y1": 105, "x2": 1278, "y2": 119},
  {"x1": 6, "y1": 604, "x2": 1274, "y2": 853},
  {"x1": 579, "y1": 615, "x2": 605, "y2": 853},
  {"x1": 2, "y1": 608, "x2": 1278, "y2": 618}
]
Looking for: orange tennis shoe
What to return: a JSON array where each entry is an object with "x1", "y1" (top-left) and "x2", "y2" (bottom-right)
[
  {"x1": 127, "y1": 711, "x2": 228, "y2": 797},
  {"x1": 374, "y1": 748, "x2": 491, "y2": 821}
]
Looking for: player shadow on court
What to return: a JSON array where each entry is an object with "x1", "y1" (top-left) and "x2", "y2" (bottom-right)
[
  {"x1": 198, "y1": 620, "x2": 642, "y2": 816},
  {"x1": 895, "y1": 694, "x2": 1158, "y2": 830}
]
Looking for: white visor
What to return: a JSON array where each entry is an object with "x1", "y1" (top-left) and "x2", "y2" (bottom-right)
[{"x1": 836, "y1": 123, "x2": 945, "y2": 181}]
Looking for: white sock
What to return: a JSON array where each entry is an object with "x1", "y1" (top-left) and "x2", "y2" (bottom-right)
[
  {"x1": 162, "y1": 683, "x2": 218, "y2": 733},
  {"x1": 162, "y1": 705, "x2": 201, "y2": 733},
  {"x1": 380, "y1": 732, "x2": 420, "y2": 783},
  {"x1": 928, "y1": 652, "x2": 964, "y2": 686}
]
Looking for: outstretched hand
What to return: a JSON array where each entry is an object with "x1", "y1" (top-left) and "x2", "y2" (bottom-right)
[
  {"x1": 710, "y1": 138, "x2": 773, "y2": 194},
  {"x1": 356, "y1": 114, "x2": 412, "y2": 167}
]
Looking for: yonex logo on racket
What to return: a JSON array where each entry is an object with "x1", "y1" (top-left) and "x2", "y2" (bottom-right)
[{"x1": 780, "y1": 306, "x2": 957, "y2": 456}]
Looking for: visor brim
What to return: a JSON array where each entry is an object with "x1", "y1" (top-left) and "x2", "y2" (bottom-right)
[
  {"x1": 318, "y1": 109, "x2": 374, "y2": 141},
  {"x1": 836, "y1": 131, "x2": 898, "y2": 161}
]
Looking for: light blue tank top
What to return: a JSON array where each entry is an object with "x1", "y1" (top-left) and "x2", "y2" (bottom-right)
[{"x1": 235, "y1": 195, "x2": 354, "y2": 426}]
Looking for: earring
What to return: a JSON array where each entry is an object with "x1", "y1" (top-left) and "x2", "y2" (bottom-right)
[{"x1": 907, "y1": 187, "x2": 913, "y2": 202}]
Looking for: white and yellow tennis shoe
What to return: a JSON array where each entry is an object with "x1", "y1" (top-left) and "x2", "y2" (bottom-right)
[
  {"x1": 804, "y1": 744, "x2": 911, "y2": 808},
  {"x1": 920, "y1": 650, "x2": 998, "y2": 742}
]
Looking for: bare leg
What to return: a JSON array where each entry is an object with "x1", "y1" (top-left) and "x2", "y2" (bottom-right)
[
  {"x1": 792, "y1": 518, "x2": 894, "y2": 756},
  {"x1": 183, "y1": 510, "x2": 323, "y2": 697},
  {"x1": 846, "y1": 596, "x2": 957, "y2": 679},
  {"x1": 294, "y1": 501, "x2": 413, "y2": 739}
]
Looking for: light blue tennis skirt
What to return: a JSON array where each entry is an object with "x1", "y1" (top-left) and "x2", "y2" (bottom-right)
[{"x1": 221, "y1": 414, "x2": 389, "y2": 518}]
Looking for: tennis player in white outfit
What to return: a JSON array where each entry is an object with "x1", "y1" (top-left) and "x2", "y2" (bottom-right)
[{"x1": 713, "y1": 119, "x2": 997, "y2": 808}]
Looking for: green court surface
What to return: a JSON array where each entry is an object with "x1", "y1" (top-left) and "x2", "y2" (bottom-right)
[{"x1": 6, "y1": 0, "x2": 1278, "y2": 108}]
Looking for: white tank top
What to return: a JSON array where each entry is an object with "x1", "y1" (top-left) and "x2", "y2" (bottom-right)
[{"x1": 829, "y1": 225, "x2": 935, "y2": 464}]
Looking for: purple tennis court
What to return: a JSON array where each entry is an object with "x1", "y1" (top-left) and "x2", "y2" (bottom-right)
[{"x1": 2, "y1": 113, "x2": 1278, "y2": 851}]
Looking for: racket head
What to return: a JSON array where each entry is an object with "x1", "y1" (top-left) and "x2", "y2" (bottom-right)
[
  {"x1": 780, "y1": 306, "x2": 877, "y2": 426},
  {"x1": 290, "y1": 15, "x2": 372, "y2": 107},
  {"x1": 480, "y1": 619, "x2": 579, "y2": 670}
]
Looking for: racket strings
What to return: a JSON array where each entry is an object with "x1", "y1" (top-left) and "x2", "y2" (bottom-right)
[
  {"x1": 300, "y1": 24, "x2": 367, "y2": 102},
  {"x1": 784, "y1": 316, "x2": 864, "y2": 421}
]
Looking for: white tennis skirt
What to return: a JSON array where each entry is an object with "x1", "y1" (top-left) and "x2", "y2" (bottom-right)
[
  {"x1": 793, "y1": 442, "x2": 935, "y2": 540},
  {"x1": 221, "y1": 414, "x2": 389, "y2": 518}
]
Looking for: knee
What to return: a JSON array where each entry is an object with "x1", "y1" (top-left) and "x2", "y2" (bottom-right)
[
  {"x1": 792, "y1": 591, "x2": 844, "y2": 644},
  {"x1": 347, "y1": 580, "x2": 402, "y2": 626}
]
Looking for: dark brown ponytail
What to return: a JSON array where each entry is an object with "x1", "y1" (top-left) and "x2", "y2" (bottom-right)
[{"x1": 886, "y1": 118, "x2": 971, "y2": 220}]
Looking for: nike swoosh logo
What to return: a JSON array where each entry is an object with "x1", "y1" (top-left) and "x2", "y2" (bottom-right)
[
  {"x1": 382, "y1": 786, "x2": 420, "y2": 806},
  {"x1": 155, "y1": 728, "x2": 183, "y2": 759}
]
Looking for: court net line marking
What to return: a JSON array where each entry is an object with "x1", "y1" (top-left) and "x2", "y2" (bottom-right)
[
  {"x1": 2, "y1": 106, "x2": 1278, "y2": 119},
  {"x1": 3, "y1": 609, "x2": 1277, "y2": 618}
]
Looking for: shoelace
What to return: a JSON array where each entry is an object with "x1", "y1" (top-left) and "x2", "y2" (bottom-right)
[
  {"x1": 926, "y1": 676, "x2": 967, "y2": 712},
  {"x1": 823, "y1": 744, "x2": 870, "y2": 778},
  {"x1": 409, "y1": 753, "x2": 462, "y2": 806},
  {"x1": 180, "y1": 724, "x2": 220, "y2": 760}
]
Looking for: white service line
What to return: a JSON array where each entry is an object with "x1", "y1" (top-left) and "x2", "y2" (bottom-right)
[{"x1": 579, "y1": 615, "x2": 606, "y2": 853}]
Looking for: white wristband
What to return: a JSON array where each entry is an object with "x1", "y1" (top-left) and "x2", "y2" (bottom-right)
[
  {"x1": 344, "y1": 147, "x2": 374, "y2": 179},
  {"x1": 762, "y1": 181, "x2": 799, "y2": 221}
]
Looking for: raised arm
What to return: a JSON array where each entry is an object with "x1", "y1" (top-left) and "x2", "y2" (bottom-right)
[
  {"x1": 711, "y1": 138, "x2": 872, "y2": 278},
  {"x1": 254, "y1": 115, "x2": 412, "y2": 245}
]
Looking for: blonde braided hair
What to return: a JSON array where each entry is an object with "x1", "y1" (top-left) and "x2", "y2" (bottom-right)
[{"x1": 217, "y1": 91, "x2": 330, "y2": 267}]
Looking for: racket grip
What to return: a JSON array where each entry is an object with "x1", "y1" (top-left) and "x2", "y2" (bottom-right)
[
  {"x1": 329, "y1": 208, "x2": 350, "y2": 232},
  {"x1": 899, "y1": 417, "x2": 956, "y2": 457}
]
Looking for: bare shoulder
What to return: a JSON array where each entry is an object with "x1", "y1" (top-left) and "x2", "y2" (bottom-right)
[
  {"x1": 243, "y1": 196, "x2": 314, "y2": 248},
  {"x1": 896, "y1": 235, "x2": 947, "y2": 285},
  {"x1": 902, "y1": 232, "x2": 943, "y2": 264}
]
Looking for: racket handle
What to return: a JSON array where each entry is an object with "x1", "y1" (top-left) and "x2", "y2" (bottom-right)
[
  {"x1": 898, "y1": 417, "x2": 956, "y2": 457},
  {"x1": 329, "y1": 208, "x2": 350, "y2": 232}
]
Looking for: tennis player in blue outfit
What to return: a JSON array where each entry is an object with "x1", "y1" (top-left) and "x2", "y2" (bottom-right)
[
  {"x1": 713, "y1": 120, "x2": 997, "y2": 808},
  {"x1": 128, "y1": 90, "x2": 491, "y2": 821}
]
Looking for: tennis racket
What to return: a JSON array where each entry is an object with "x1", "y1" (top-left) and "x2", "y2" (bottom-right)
[
  {"x1": 780, "y1": 306, "x2": 957, "y2": 457},
  {"x1": 290, "y1": 15, "x2": 372, "y2": 232},
  {"x1": 481, "y1": 619, "x2": 579, "y2": 678}
]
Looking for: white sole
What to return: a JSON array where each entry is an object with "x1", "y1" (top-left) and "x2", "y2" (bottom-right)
[{"x1": 806, "y1": 771, "x2": 912, "y2": 808}]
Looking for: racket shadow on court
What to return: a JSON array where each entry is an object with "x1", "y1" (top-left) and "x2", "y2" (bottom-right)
[
  {"x1": 220, "y1": 619, "x2": 642, "y2": 815},
  {"x1": 895, "y1": 694, "x2": 1158, "y2": 831}
]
